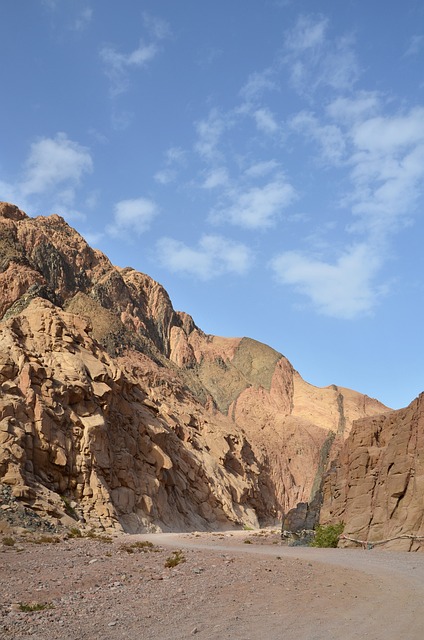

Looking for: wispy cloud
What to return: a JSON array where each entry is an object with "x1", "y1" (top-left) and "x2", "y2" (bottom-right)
[
  {"x1": 290, "y1": 110, "x2": 345, "y2": 163},
  {"x1": 142, "y1": 12, "x2": 170, "y2": 40},
  {"x1": 326, "y1": 92, "x2": 380, "y2": 123},
  {"x1": 154, "y1": 147, "x2": 186, "y2": 185},
  {"x1": 0, "y1": 132, "x2": 93, "y2": 219},
  {"x1": 283, "y1": 15, "x2": 359, "y2": 94},
  {"x1": 73, "y1": 7, "x2": 93, "y2": 32},
  {"x1": 284, "y1": 14, "x2": 328, "y2": 52},
  {"x1": 201, "y1": 167, "x2": 229, "y2": 189},
  {"x1": 404, "y1": 34, "x2": 424, "y2": 57},
  {"x1": 21, "y1": 133, "x2": 92, "y2": 196},
  {"x1": 100, "y1": 41, "x2": 158, "y2": 96},
  {"x1": 274, "y1": 95, "x2": 424, "y2": 317},
  {"x1": 211, "y1": 174, "x2": 296, "y2": 229},
  {"x1": 253, "y1": 108, "x2": 279, "y2": 134},
  {"x1": 100, "y1": 14, "x2": 169, "y2": 97},
  {"x1": 194, "y1": 109, "x2": 228, "y2": 162},
  {"x1": 240, "y1": 69, "x2": 277, "y2": 103},
  {"x1": 106, "y1": 197, "x2": 158, "y2": 238},
  {"x1": 348, "y1": 107, "x2": 424, "y2": 234},
  {"x1": 271, "y1": 243, "x2": 384, "y2": 319},
  {"x1": 157, "y1": 234, "x2": 252, "y2": 280}
]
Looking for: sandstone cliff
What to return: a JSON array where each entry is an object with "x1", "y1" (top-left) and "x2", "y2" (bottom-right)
[
  {"x1": 0, "y1": 202, "x2": 389, "y2": 533},
  {"x1": 320, "y1": 394, "x2": 424, "y2": 550}
]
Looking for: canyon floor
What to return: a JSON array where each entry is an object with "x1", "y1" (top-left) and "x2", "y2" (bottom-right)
[{"x1": 1, "y1": 529, "x2": 423, "y2": 640}]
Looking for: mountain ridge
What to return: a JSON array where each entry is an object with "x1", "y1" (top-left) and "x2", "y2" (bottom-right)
[{"x1": 0, "y1": 201, "x2": 398, "y2": 537}]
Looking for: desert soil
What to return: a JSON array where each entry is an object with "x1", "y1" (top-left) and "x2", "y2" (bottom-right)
[{"x1": 1, "y1": 529, "x2": 424, "y2": 640}]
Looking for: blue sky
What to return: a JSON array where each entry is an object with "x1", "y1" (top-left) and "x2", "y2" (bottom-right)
[{"x1": 1, "y1": 0, "x2": 423, "y2": 409}]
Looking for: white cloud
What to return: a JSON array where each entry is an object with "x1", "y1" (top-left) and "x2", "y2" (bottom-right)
[
  {"x1": 240, "y1": 69, "x2": 277, "y2": 102},
  {"x1": 404, "y1": 34, "x2": 424, "y2": 57},
  {"x1": 100, "y1": 41, "x2": 158, "y2": 96},
  {"x1": 271, "y1": 243, "x2": 383, "y2": 319},
  {"x1": 326, "y1": 92, "x2": 380, "y2": 123},
  {"x1": 352, "y1": 108, "x2": 424, "y2": 153},
  {"x1": 278, "y1": 101, "x2": 424, "y2": 318},
  {"x1": 244, "y1": 160, "x2": 280, "y2": 178},
  {"x1": 348, "y1": 107, "x2": 424, "y2": 233},
  {"x1": 201, "y1": 167, "x2": 229, "y2": 189},
  {"x1": 290, "y1": 111, "x2": 345, "y2": 163},
  {"x1": 73, "y1": 7, "x2": 93, "y2": 32},
  {"x1": 157, "y1": 234, "x2": 252, "y2": 280},
  {"x1": 194, "y1": 109, "x2": 228, "y2": 161},
  {"x1": 154, "y1": 147, "x2": 186, "y2": 185},
  {"x1": 21, "y1": 133, "x2": 92, "y2": 196},
  {"x1": 0, "y1": 132, "x2": 92, "y2": 219},
  {"x1": 253, "y1": 108, "x2": 279, "y2": 134},
  {"x1": 107, "y1": 197, "x2": 158, "y2": 238},
  {"x1": 285, "y1": 15, "x2": 328, "y2": 53},
  {"x1": 211, "y1": 176, "x2": 296, "y2": 229},
  {"x1": 154, "y1": 169, "x2": 177, "y2": 185},
  {"x1": 284, "y1": 15, "x2": 359, "y2": 94},
  {"x1": 142, "y1": 13, "x2": 170, "y2": 40}
]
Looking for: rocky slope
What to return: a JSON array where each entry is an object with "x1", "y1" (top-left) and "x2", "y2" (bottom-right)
[
  {"x1": 320, "y1": 393, "x2": 424, "y2": 550},
  {"x1": 0, "y1": 202, "x2": 389, "y2": 533}
]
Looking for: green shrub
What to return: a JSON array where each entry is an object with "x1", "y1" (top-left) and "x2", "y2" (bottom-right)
[
  {"x1": 310, "y1": 523, "x2": 344, "y2": 548},
  {"x1": 19, "y1": 602, "x2": 52, "y2": 612},
  {"x1": 164, "y1": 550, "x2": 185, "y2": 568},
  {"x1": 3, "y1": 536, "x2": 15, "y2": 547}
]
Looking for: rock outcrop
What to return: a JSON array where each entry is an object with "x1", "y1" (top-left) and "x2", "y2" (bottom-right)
[
  {"x1": 0, "y1": 202, "x2": 390, "y2": 533},
  {"x1": 320, "y1": 394, "x2": 424, "y2": 550}
]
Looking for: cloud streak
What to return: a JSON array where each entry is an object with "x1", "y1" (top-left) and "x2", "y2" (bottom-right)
[
  {"x1": 107, "y1": 197, "x2": 158, "y2": 238},
  {"x1": 157, "y1": 234, "x2": 252, "y2": 280},
  {"x1": 271, "y1": 243, "x2": 384, "y2": 319},
  {"x1": 211, "y1": 175, "x2": 296, "y2": 229},
  {"x1": 0, "y1": 133, "x2": 92, "y2": 219}
]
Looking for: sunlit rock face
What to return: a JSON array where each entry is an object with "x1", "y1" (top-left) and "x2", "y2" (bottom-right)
[
  {"x1": 320, "y1": 394, "x2": 424, "y2": 551},
  {"x1": 0, "y1": 202, "x2": 388, "y2": 532}
]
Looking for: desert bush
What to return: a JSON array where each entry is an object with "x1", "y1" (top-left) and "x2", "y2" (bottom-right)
[
  {"x1": 310, "y1": 523, "x2": 344, "y2": 548},
  {"x1": 30, "y1": 535, "x2": 60, "y2": 545},
  {"x1": 2, "y1": 536, "x2": 15, "y2": 546},
  {"x1": 164, "y1": 550, "x2": 185, "y2": 568},
  {"x1": 120, "y1": 540, "x2": 158, "y2": 554},
  {"x1": 19, "y1": 602, "x2": 52, "y2": 612},
  {"x1": 61, "y1": 496, "x2": 78, "y2": 520}
]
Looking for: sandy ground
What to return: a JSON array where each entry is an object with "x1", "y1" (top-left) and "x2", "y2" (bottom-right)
[{"x1": 1, "y1": 529, "x2": 424, "y2": 640}]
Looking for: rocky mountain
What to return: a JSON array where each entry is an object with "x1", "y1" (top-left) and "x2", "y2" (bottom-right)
[{"x1": 0, "y1": 202, "x2": 390, "y2": 534}]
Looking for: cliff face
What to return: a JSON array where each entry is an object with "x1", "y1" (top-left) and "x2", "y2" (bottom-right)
[
  {"x1": 320, "y1": 394, "x2": 424, "y2": 550},
  {"x1": 0, "y1": 202, "x2": 389, "y2": 533}
]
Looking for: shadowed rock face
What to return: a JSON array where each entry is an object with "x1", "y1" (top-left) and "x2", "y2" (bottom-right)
[
  {"x1": 320, "y1": 394, "x2": 424, "y2": 550},
  {"x1": 0, "y1": 202, "x2": 389, "y2": 533}
]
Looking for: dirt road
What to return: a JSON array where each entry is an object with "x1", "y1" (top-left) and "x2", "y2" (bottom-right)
[{"x1": 1, "y1": 529, "x2": 423, "y2": 639}]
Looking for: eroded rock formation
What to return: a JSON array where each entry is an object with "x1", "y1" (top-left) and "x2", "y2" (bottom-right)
[
  {"x1": 320, "y1": 394, "x2": 424, "y2": 550},
  {"x1": 0, "y1": 202, "x2": 390, "y2": 533}
]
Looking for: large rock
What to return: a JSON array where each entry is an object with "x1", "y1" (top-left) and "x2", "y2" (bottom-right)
[{"x1": 320, "y1": 394, "x2": 424, "y2": 550}]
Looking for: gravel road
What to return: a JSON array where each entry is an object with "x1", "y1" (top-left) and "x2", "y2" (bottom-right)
[{"x1": 1, "y1": 529, "x2": 423, "y2": 640}]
